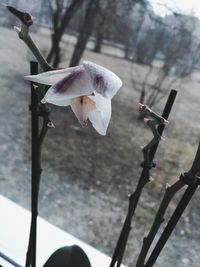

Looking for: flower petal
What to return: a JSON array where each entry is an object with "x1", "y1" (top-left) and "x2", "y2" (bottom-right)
[
  {"x1": 41, "y1": 96, "x2": 71, "y2": 107},
  {"x1": 70, "y1": 96, "x2": 96, "y2": 126},
  {"x1": 41, "y1": 66, "x2": 94, "y2": 106},
  {"x1": 83, "y1": 61, "x2": 122, "y2": 99},
  {"x1": 88, "y1": 92, "x2": 111, "y2": 135},
  {"x1": 24, "y1": 66, "x2": 80, "y2": 85}
]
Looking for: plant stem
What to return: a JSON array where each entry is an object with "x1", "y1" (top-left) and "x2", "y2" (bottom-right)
[
  {"x1": 137, "y1": 142, "x2": 200, "y2": 267},
  {"x1": 188, "y1": 143, "x2": 200, "y2": 175},
  {"x1": 114, "y1": 168, "x2": 150, "y2": 267},
  {"x1": 135, "y1": 179, "x2": 185, "y2": 267},
  {"x1": 110, "y1": 90, "x2": 177, "y2": 267},
  {"x1": 25, "y1": 61, "x2": 40, "y2": 267},
  {"x1": 7, "y1": 5, "x2": 53, "y2": 71},
  {"x1": 25, "y1": 62, "x2": 53, "y2": 267},
  {"x1": 145, "y1": 182, "x2": 198, "y2": 267},
  {"x1": 18, "y1": 24, "x2": 53, "y2": 72}
]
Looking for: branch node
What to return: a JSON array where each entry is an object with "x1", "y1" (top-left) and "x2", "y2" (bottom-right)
[
  {"x1": 180, "y1": 172, "x2": 200, "y2": 186},
  {"x1": 47, "y1": 121, "x2": 55, "y2": 128},
  {"x1": 7, "y1": 6, "x2": 35, "y2": 26},
  {"x1": 141, "y1": 161, "x2": 156, "y2": 170},
  {"x1": 149, "y1": 176, "x2": 154, "y2": 182}
]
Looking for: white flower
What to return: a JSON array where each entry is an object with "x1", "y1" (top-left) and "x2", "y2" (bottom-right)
[{"x1": 24, "y1": 61, "x2": 122, "y2": 135}]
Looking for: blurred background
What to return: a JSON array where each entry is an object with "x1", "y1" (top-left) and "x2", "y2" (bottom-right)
[{"x1": 0, "y1": 0, "x2": 200, "y2": 266}]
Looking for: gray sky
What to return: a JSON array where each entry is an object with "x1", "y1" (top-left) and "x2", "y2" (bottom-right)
[{"x1": 150, "y1": 0, "x2": 200, "y2": 17}]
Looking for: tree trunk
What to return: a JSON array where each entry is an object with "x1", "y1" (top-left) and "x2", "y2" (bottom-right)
[
  {"x1": 46, "y1": 31, "x2": 62, "y2": 67},
  {"x1": 69, "y1": 0, "x2": 98, "y2": 67},
  {"x1": 139, "y1": 67, "x2": 152, "y2": 104},
  {"x1": 53, "y1": 45, "x2": 61, "y2": 68},
  {"x1": 124, "y1": 41, "x2": 131, "y2": 60},
  {"x1": 46, "y1": 0, "x2": 83, "y2": 67},
  {"x1": 94, "y1": 28, "x2": 104, "y2": 53},
  {"x1": 94, "y1": 16, "x2": 105, "y2": 53}
]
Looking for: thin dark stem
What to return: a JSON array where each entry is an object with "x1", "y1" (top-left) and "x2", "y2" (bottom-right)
[
  {"x1": 109, "y1": 169, "x2": 149, "y2": 267},
  {"x1": 110, "y1": 90, "x2": 177, "y2": 267},
  {"x1": 145, "y1": 183, "x2": 198, "y2": 267},
  {"x1": 115, "y1": 169, "x2": 150, "y2": 267},
  {"x1": 139, "y1": 142, "x2": 200, "y2": 267},
  {"x1": 25, "y1": 61, "x2": 39, "y2": 267},
  {"x1": 25, "y1": 62, "x2": 51, "y2": 267},
  {"x1": 135, "y1": 180, "x2": 185, "y2": 267},
  {"x1": 189, "y1": 143, "x2": 200, "y2": 175},
  {"x1": 149, "y1": 89, "x2": 177, "y2": 160},
  {"x1": 6, "y1": 7, "x2": 53, "y2": 266}
]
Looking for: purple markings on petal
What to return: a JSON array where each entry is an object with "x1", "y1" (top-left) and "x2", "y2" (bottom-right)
[
  {"x1": 94, "y1": 74, "x2": 107, "y2": 94},
  {"x1": 55, "y1": 67, "x2": 84, "y2": 93}
]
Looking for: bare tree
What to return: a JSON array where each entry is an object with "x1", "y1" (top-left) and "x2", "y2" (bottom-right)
[
  {"x1": 93, "y1": 13, "x2": 106, "y2": 53},
  {"x1": 69, "y1": 0, "x2": 99, "y2": 67},
  {"x1": 69, "y1": 0, "x2": 145, "y2": 66},
  {"x1": 45, "y1": 0, "x2": 83, "y2": 67},
  {"x1": 131, "y1": 13, "x2": 200, "y2": 108}
]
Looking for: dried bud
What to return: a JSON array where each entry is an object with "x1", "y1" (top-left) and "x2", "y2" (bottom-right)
[
  {"x1": 160, "y1": 117, "x2": 169, "y2": 125},
  {"x1": 138, "y1": 103, "x2": 144, "y2": 111},
  {"x1": 7, "y1": 6, "x2": 35, "y2": 26}
]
